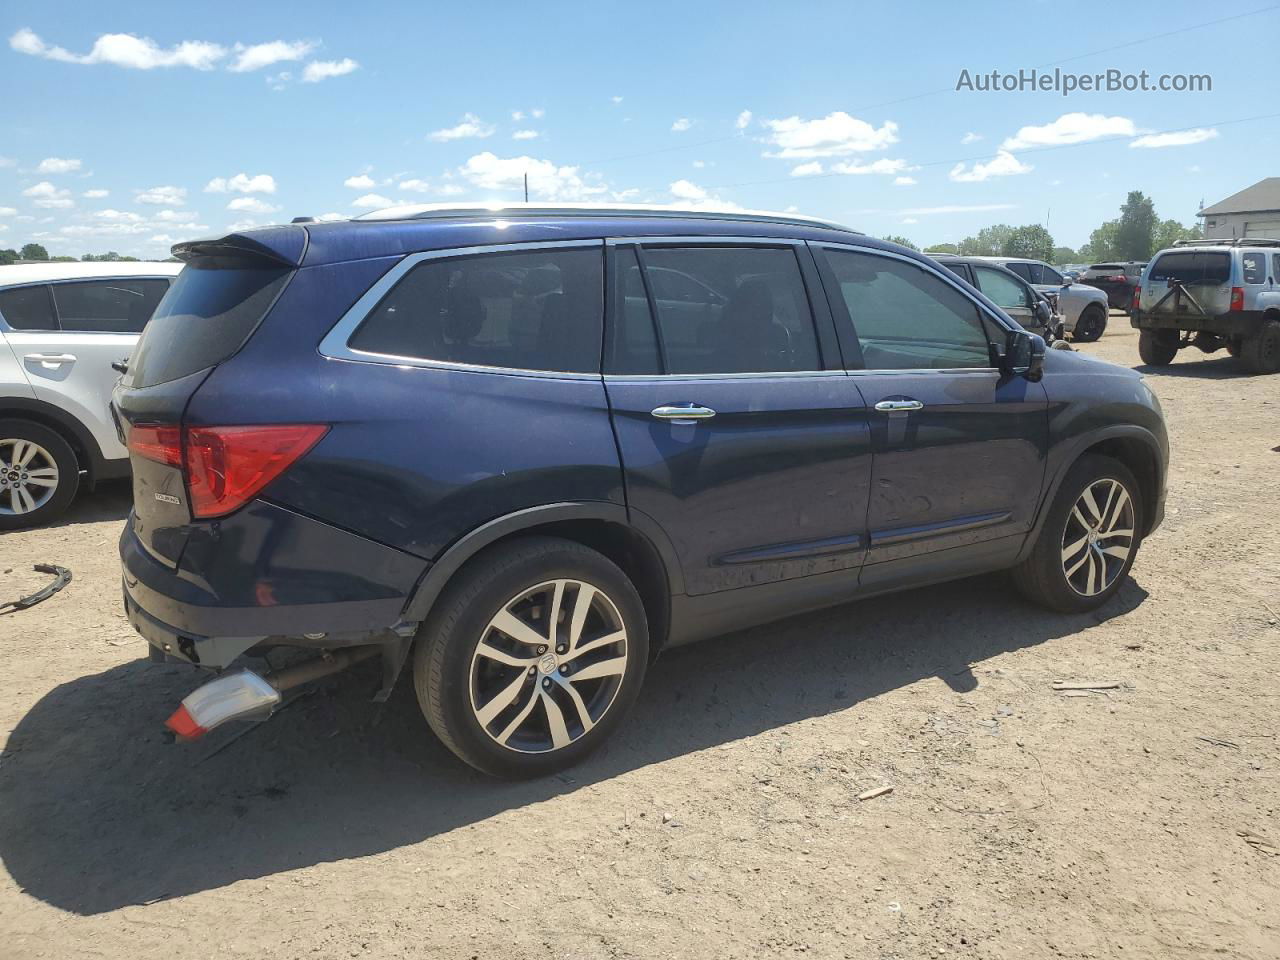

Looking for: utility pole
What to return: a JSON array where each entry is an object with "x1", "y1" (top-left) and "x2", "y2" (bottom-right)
[{"x1": 524, "y1": 172, "x2": 528, "y2": 203}]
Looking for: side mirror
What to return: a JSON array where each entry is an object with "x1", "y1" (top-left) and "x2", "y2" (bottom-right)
[
  {"x1": 1033, "y1": 299, "x2": 1052, "y2": 323},
  {"x1": 1005, "y1": 328, "x2": 1046, "y2": 380}
]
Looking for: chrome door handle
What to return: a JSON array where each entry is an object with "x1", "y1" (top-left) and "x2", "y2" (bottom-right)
[
  {"x1": 24, "y1": 353, "x2": 77, "y2": 365},
  {"x1": 874, "y1": 399, "x2": 924, "y2": 412},
  {"x1": 651, "y1": 404, "x2": 716, "y2": 423}
]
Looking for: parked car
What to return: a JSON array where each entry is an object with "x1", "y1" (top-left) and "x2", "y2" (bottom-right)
[
  {"x1": 1131, "y1": 239, "x2": 1280, "y2": 372},
  {"x1": 974, "y1": 256, "x2": 1111, "y2": 342},
  {"x1": 1080, "y1": 262, "x2": 1146, "y2": 312},
  {"x1": 114, "y1": 204, "x2": 1168, "y2": 778},
  {"x1": 0, "y1": 261, "x2": 182, "y2": 527},
  {"x1": 931, "y1": 254, "x2": 1064, "y2": 341}
]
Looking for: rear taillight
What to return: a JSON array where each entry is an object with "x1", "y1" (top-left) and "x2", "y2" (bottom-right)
[
  {"x1": 128, "y1": 423, "x2": 327, "y2": 518},
  {"x1": 1131, "y1": 285, "x2": 1142, "y2": 311},
  {"x1": 1229, "y1": 286, "x2": 1245, "y2": 312}
]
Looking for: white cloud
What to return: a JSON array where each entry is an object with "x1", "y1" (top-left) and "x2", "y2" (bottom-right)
[
  {"x1": 949, "y1": 150, "x2": 1033, "y2": 183},
  {"x1": 227, "y1": 196, "x2": 280, "y2": 214},
  {"x1": 830, "y1": 158, "x2": 909, "y2": 176},
  {"x1": 22, "y1": 181, "x2": 74, "y2": 208},
  {"x1": 692, "y1": 160, "x2": 707, "y2": 169},
  {"x1": 893, "y1": 176, "x2": 916, "y2": 186},
  {"x1": 36, "y1": 156, "x2": 81, "y2": 174},
  {"x1": 0, "y1": 156, "x2": 14, "y2": 167},
  {"x1": 352, "y1": 193, "x2": 394, "y2": 208},
  {"x1": 205, "y1": 173, "x2": 276, "y2": 194},
  {"x1": 0, "y1": 206, "x2": 16, "y2": 216},
  {"x1": 151, "y1": 209, "x2": 190, "y2": 222},
  {"x1": 1130, "y1": 128, "x2": 1218, "y2": 149},
  {"x1": 315, "y1": 212, "x2": 345, "y2": 221},
  {"x1": 899, "y1": 203, "x2": 1017, "y2": 216},
  {"x1": 344, "y1": 174, "x2": 376, "y2": 189},
  {"x1": 60, "y1": 223, "x2": 148, "y2": 237},
  {"x1": 790, "y1": 162, "x2": 824, "y2": 178},
  {"x1": 227, "y1": 219, "x2": 260, "y2": 232},
  {"x1": 735, "y1": 110, "x2": 752, "y2": 130},
  {"x1": 531, "y1": 108, "x2": 544, "y2": 119},
  {"x1": 136, "y1": 185, "x2": 187, "y2": 205},
  {"x1": 512, "y1": 129, "x2": 540, "y2": 140},
  {"x1": 82, "y1": 188, "x2": 109, "y2": 198},
  {"x1": 763, "y1": 112, "x2": 898, "y2": 158},
  {"x1": 428, "y1": 113, "x2": 494, "y2": 141},
  {"x1": 511, "y1": 110, "x2": 525, "y2": 121},
  {"x1": 266, "y1": 70, "x2": 291, "y2": 90},
  {"x1": 668, "y1": 179, "x2": 740, "y2": 211},
  {"x1": 669, "y1": 179, "x2": 707, "y2": 202},
  {"x1": 457, "y1": 152, "x2": 608, "y2": 201},
  {"x1": 960, "y1": 132, "x2": 983, "y2": 144},
  {"x1": 1001, "y1": 113, "x2": 1137, "y2": 150},
  {"x1": 302, "y1": 58, "x2": 358, "y2": 82},
  {"x1": 671, "y1": 117, "x2": 694, "y2": 132},
  {"x1": 436, "y1": 183, "x2": 465, "y2": 197},
  {"x1": 397, "y1": 178, "x2": 431, "y2": 192},
  {"x1": 92, "y1": 208, "x2": 144, "y2": 222},
  {"x1": 229, "y1": 40, "x2": 316, "y2": 73},
  {"x1": 901, "y1": 218, "x2": 918, "y2": 224},
  {"x1": 611, "y1": 95, "x2": 623, "y2": 104},
  {"x1": 11, "y1": 27, "x2": 225, "y2": 70}
]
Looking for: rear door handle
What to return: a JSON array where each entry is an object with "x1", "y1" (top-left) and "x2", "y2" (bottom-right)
[
  {"x1": 651, "y1": 404, "x2": 716, "y2": 424},
  {"x1": 874, "y1": 399, "x2": 924, "y2": 412},
  {"x1": 24, "y1": 353, "x2": 77, "y2": 365}
]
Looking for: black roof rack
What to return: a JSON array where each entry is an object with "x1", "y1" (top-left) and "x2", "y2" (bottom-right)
[{"x1": 1172, "y1": 238, "x2": 1280, "y2": 248}]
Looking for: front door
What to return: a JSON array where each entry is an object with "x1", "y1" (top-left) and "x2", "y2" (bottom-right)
[
  {"x1": 604, "y1": 240, "x2": 872, "y2": 595},
  {"x1": 812, "y1": 244, "x2": 1048, "y2": 580}
]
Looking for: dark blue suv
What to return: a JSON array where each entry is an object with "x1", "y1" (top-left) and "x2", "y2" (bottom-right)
[{"x1": 114, "y1": 204, "x2": 1168, "y2": 777}]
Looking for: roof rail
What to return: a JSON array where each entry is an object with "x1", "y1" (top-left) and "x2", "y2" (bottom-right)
[
  {"x1": 352, "y1": 201, "x2": 862, "y2": 235},
  {"x1": 1172, "y1": 237, "x2": 1280, "y2": 248}
]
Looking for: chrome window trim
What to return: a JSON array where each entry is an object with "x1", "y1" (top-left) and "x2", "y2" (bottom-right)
[
  {"x1": 603, "y1": 370, "x2": 848, "y2": 382},
  {"x1": 318, "y1": 239, "x2": 606, "y2": 380},
  {"x1": 0, "y1": 276, "x2": 176, "y2": 335},
  {"x1": 605, "y1": 236, "x2": 807, "y2": 248}
]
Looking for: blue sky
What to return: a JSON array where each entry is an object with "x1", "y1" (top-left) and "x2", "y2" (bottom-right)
[{"x1": 2, "y1": 0, "x2": 1277, "y2": 259}]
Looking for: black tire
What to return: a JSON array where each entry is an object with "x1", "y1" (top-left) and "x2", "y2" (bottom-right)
[
  {"x1": 1226, "y1": 337, "x2": 1242, "y2": 358},
  {"x1": 1138, "y1": 329, "x2": 1178, "y2": 366},
  {"x1": 1239, "y1": 318, "x2": 1280, "y2": 374},
  {"x1": 1012, "y1": 454, "x2": 1143, "y2": 614},
  {"x1": 1072, "y1": 304, "x2": 1107, "y2": 343},
  {"x1": 413, "y1": 536, "x2": 649, "y2": 778},
  {"x1": 0, "y1": 419, "x2": 79, "y2": 530}
]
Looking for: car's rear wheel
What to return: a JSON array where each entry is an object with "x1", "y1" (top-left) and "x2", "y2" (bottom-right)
[
  {"x1": 1012, "y1": 454, "x2": 1142, "y2": 613},
  {"x1": 414, "y1": 536, "x2": 649, "y2": 778},
  {"x1": 0, "y1": 419, "x2": 79, "y2": 530},
  {"x1": 1073, "y1": 304, "x2": 1107, "y2": 343},
  {"x1": 1138, "y1": 329, "x2": 1178, "y2": 366},
  {"x1": 1240, "y1": 318, "x2": 1280, "y2": 374}
]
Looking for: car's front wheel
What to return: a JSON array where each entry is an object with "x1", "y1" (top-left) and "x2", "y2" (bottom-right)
[
  {"x1": 0, "y1": 419, "x2": 79, "y2": 530},
  {"x1": 1012, "y1": 454, "x2": 1143, "y2": 613},
  {"x1": 1072, "y1": 304, "x2": 1108, "y2": 343},
  {"x1": 414, "y1": 536, "x2": 649, "y2": 778}
]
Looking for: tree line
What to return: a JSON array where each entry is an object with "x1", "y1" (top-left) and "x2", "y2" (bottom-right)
[
  {"x1": 884, "y1": 191, "x2": 1200, "y2": 265},
  {"x1": 1, "y1": 243, "x2": 147, "y2": 265}
]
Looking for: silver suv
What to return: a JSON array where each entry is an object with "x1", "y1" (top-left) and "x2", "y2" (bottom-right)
[
  {"x1": 1131, "y1": 239, "x2": 1280, "y2": 373},
  {"x1": 974, "y1": 256, "x2": 1111, "y2": 342},
  {"x1": 0, "y1": 261, "x2": 182, "y2": 527}
]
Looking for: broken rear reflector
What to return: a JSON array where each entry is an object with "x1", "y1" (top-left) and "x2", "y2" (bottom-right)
[{"x1": 165, "y1": 669, "x2": 281, "y2": 741}]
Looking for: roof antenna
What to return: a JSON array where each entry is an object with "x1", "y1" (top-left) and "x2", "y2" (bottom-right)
[{"x1": 523, "y1": 172, "x2": 529, "y2": 203}]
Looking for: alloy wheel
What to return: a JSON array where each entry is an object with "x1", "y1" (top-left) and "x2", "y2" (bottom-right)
[
  {"x1": 1061, "y1": 478, "x2": 1135, "y2": 596},
  {"x1": 468, "y1": 579, "x2": 628, "y2": 754},
  {"x1": 0, "y1": 439, "x2": 60, "y2": 516}
]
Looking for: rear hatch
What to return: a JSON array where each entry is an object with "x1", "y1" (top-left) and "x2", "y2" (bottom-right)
[
  {"x1": 112, "y1": 231, "x2": 300, "y2": 566},
  {"x1": 1139, "y1": 251, "x2": 1232, "y2": 318}
]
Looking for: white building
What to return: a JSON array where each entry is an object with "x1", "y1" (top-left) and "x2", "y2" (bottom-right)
[{"x1": 1198, "y1": 178, "x2": 1280, "y2": 240}]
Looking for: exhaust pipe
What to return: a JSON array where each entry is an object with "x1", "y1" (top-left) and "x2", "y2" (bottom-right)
[{"x1": 165, "y1": 646, "x2": 380, "y2": 741}]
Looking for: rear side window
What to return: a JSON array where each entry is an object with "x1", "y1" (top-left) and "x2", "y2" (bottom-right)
[
  {"x1": 349, "y1": 247, "x2": 603, "y2": 373},
  {"x1": 628, "y1": 246, "x2": 821, "y2": 375},
  {"x1": 1149, "y1": 252, "x2": 1230, "y2": 285},
  {"x1": 1273, "y1": 255, "x2": 1280, "y2": 281},
  {"x1": 973, "y1": 265, "x2": 1031, "y2": 310},
  {"x1": 1242, "y1": 253, "x2": 1266, "y2": 284},
  {"x1": 1005, "y1": 262, "x2": 1034, "y2": 282},
  {"x1": 128, "y1": 258, "x2": 291, "y2": 387},
  {"x1": 1037, "y1": 264, "x2": 1064, "y2": 285},
  {"x1": 52, "y1": 278, "x2": 170, "y2": 332},
  {"x1": 0, "y1": 285, "x2": 57, "y2": 330}
]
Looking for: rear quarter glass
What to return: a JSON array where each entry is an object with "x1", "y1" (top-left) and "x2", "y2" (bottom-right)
[{"x1": 127, "y1": 257, "x2": 291, "y2": 387}]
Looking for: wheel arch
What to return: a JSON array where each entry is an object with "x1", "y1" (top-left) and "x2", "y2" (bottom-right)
[{"x1": 0, "y1": 396, "x2": 119, "y2": 488}]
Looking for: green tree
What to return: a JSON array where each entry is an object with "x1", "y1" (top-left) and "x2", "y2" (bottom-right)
[
  {"x1": 1115, "y1": 190, "x2": 1157, "y2": 260},
  {"x1": 1051, "y1": 246, "x2": 1078, "y2": 264},
  {"x1": 20, "y1": 242, "x2": 49, "y2": 261},
  {"x1": 1002, "y1": 224, "x2": 1055, "y2": 262},
  {"x1": 880, "y1": 234, "x2": 919, "y2": 251},
  {"x1": 1151, "y1": 218, "x2": 1201, "y2": 252},
  {"x1": 924, "y1": 243, "x2": 958, "y2": 254},
  {"x1": 49, "y1": 255, "x2": 77, "y2": 262},
  {"x1": 1080, "y1": 220, "x2": 1120, "y2": 263},
  {"x1": 0, "y1": 248, "x2": 19, "y2": 265},
  {"x1": 957, "y1": 224, "x2": 1013, "y2": 256}
]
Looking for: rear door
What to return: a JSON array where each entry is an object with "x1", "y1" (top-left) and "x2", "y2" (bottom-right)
[
  {"x1": 812, "y1": 244, "x2": 1048, "y2": 581},
  {"x1": 603, "y1": 238, "x2": 871, "y2": 595}
]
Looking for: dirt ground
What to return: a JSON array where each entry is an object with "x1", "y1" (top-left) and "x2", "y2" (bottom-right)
[{"x1": 1, "y1": 319, "x2": 1277, "y2": 960}]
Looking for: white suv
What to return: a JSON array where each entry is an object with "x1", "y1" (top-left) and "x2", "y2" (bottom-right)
[{"x1": 0, "y1": 261, "x2": 182, "y2": 527}]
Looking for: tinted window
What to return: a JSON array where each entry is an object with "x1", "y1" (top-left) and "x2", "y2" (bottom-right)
[
  {"x1": 638, "y1": 246, "x2": 820, "y2": 375},
  {"x1": 973, "y1": 266, "x2": 1031, "y2": 310},
  {"x1": 350, "y1": 247, "x2": 603, "y2": 373},
  {"x1": 608, "y1": 247, "x2": 661, "y2": 375},
  {"x1": 0, "y1": 285, "x2": 57, "y2": 330},
  {"x1": 51, "y1": 278, "x2": 169, "y2": 333},
  {"x1": 1242, "y1": 252, "x2": 1266, "y2": 284},
  {"x1": 1005, "y1": 262, "x2": 1034, "y2": 282},
  {"x1": 825, "y1": 249, "x2": 993, "y2": 370},
  {"x1": 939, "y1": 262, "x2": 971, "y2": 283},
  {"x1": 129, "y1": 259, "x2": 291, "y2": 387},
  {"x1": 1149, "y1": 252, "x2": 1230, "y2": 284},
  {"x1": 1038, "y1": 264, "x2": 1064, "y2": 285},
  {"x1": 1274, "y1": 255, "x2": 1280, "y2": 281}
]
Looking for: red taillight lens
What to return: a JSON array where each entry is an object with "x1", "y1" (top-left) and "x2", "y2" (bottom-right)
[
  {"x1": 1229, "y1": 286, "x2": 1245, "y2": 311},
  {"x1": 127, "y1": 424, "x2": 183, "y2": 468},
  {"x1": 1131, "y1": 285, "x2": 1142, "y2": 311},
  {"x1": 185, "y1": 424, "x2": 328, "y2": 518}
]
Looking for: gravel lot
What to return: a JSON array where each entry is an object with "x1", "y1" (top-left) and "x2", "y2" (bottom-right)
[{"x1": 1, "y1": 320, "x2": 1277, "y2": 960}]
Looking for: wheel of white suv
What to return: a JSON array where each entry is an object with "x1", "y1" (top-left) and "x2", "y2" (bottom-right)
[
  {"x1": 1138, "y1": 329, "x2": 1178, "y2": 366},
  {"x1": 1012, "y1": 454, "x2": 1142, "y2": 613},
  {"x1": 1240, "y1": 318, "x2": 1280, "y2": 374},
  {"x1": 0, "y1": 419, "x2": 79, "y2": 530},
  {"x1": 414, "y1": 536, "x2": 649, "y2": 778},
  {"x1": 1072, "y1": 304, "x2": 1108, "y2": 343}
]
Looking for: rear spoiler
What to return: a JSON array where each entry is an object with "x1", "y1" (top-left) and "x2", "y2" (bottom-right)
[{"x1": 171, "y1": 224, "x2": 308, "y2": 267}]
